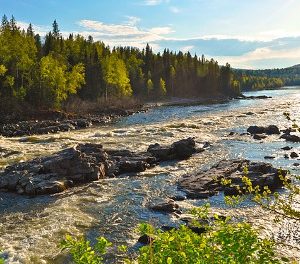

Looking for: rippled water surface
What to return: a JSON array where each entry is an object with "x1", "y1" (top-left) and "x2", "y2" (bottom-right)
[{"x1": 0, "y1": 87, "x2": 300, "y2": 263}]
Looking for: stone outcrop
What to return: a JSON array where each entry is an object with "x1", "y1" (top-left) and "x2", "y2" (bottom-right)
[
  {"x1": 247, "y1": 125, "x2": 280, "y2": 135},
  {"x1": 0, "y1": 138, "x2": 197, "y2": 195},
  {"x1": 178, "y1": 159, "x2": 287, "y2": 199},
  {"x1": 280, "y1": 134, "x2": 300, "y2": 143},
  {"x1": 147, "y1": 137, "x2": 197, "y2": 161},
  {"x1": 149, "y1": 200, "x2": 180, "y2": 214}
]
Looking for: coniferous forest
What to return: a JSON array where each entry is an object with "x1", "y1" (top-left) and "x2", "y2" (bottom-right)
[{"x1": 0, "y1": 15, "x2": 241, "y2": 113}]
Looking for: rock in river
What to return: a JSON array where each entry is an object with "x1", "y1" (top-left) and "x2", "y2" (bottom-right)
[
  {"x1": 149, "y1": 200, "x2": 180, "y2": 214},
  {"x1": 0, "y1": 138, "x2": 197, "y2": 195},
  {"x1": 280, "y1": 134, "x2": 300, "y2": 143},
  {"x1": 247, "y1": 125, "x2": 280, "y2": 135},
  {"x1": 147, "y1": 137, "x2": 196, "y2": 161},
  {"x1": 178, "y1": 159, "x2": 287, "y2": 199}
]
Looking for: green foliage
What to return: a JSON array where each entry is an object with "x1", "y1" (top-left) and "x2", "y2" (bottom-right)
[
  {"x1": 146, "y1": 79, "x2": 154, "y2": 96},
  {"x1": 59, "y1": 204, "x2": 281, "y2": 264},
  {"x1": 60, "y1": 234, "x2": 112, "y2": 264},
  {"x1": 234, "y1": 65, "x2": 300, "y2": 87},
  {"x1": 40, "y1": 53, "x2": 85, "y2": 108},
  {"x1": 102, "y1": 53, "x2": 132, "y2": 98},
  {"x1": 0, "y1": 14, "x2": 251, "y2": 112},
  {"x1": 0, "y1": 248, "x2": 4, "y2": 264},
  {"x1": 235, "y1": 71, "x2": 286, "y2": 91},
  {"x1": 159, "y1": 77, "x2": 167, "y2": 97},
  {"x1": 0, "y1": 64, "x2": 6, "y2": 76},
  {"x1": 137, "y1": 207, "x2": 280, "y2": 264}
]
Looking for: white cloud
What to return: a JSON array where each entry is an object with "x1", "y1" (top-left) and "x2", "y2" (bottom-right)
[
  {"x1": 144, "y1": 0, "x2": 161, "y2": 6},
  {"x1": 149, "y1": 27, "x2": 174, "y2": 35},
  {"x1": 125, "y1": 16, "x2": 141, "y2": 26},
  {"x1": 181, "y1": 45, "x2": 194, "y2": 53},
  {"x1": 143, "y1": 0, "x2": 170, "y2": 6},
  {"x1": 77, "y1": 19, "x2": 174, "y2": 50},
  {"x1": 215, "y1": 46, "x2": 300, "y2": 69},
  {"x1": 170, "y1": 6, "x2": 180, "y2": 13},
  {"x1": 17, "y1": 21, "x2": 50, "y2": 36}
]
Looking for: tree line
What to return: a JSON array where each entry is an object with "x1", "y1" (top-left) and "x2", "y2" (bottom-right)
[
  {"x1": 0, "y1": 16, "x2": 243, "y2": 110},
  {"x1": 234, "y1": 65, "x2": 300, "y2": 91}
]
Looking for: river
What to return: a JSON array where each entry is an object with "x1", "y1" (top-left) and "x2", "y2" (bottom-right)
[{"x1": 0, "y1": 87, "x2": 300, "y2": 263}]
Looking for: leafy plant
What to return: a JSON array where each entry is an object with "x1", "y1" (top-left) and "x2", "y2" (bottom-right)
[
  {"x1": 60, "y1": 234, "x2": 112, "y2": 264},
  {"x1": 137, "y1": 207, "x2": 280, "y2": 264}
]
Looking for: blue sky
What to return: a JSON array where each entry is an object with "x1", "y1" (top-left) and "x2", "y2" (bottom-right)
[{"x1": 1, "y1": 0, "x2": 300, "y2": 69}]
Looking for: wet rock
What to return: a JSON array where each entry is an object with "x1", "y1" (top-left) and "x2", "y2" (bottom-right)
[
  {"x1": 247, "y1": 125, "x2": 280, "y2": 135},
  {"x1": 264, "y1": 156, "x2": 275, "y2": 159},
  {"x1": 280, "y1": 134, "x2": 300, "y2": 143},
  {"x1": 161, "y1": 226, "x2": 177, "y2": 232},
  {"x1": 237, "y1": 95, "x2": 271, "y2": 100},
  {"x1": 170, "y1": 195, "x2": 187, "y2": 201},
  {"x1": 247, "y1": 126, "x2": 265, "y2": 134},
  {"x1": 293, "y1": 163, "x2": 300, "y2": 167},
  {"x1": 0, "y1": 116, "x2": 119, "y2": 137},
  {"x1": 284, "y1": 154, "x2": 289, "y2": 159},
  {"x1": 186, "y1": 224, "x2": 206, "y2": 235},
  {"x1": 265, "y1": 125, "x2": 281, "y2": 135},
  {"x1": 138, "y1": 234, "x2": 154, "y2": 245},
  {"x1": 75, "y1": 119, "x2": 92, "y2": 128},
  {"x1": 149, "y1": 200, "x2": 180, "y2": 213},
  {"x1": 118, "y1": 160, "x2": 150, "y2": 173},
  {"x1": 281, "y1": 128, "x2": 296, "y2": 134},
  {"x1": 282, "y1": 146, "x2": 293, "y2": 151},
  {"x1": 178, "y1": 159, "x2": 287, "y2": 199},
  {"x1": 0, "y1": 138, "x2": 196, "y2": 195},
  {"x1": 253, "y1": 134, "x2": 267, "y2": 140},
  {"x1": 290, "y1": 152, "x2": 299, "y2": 159},
  {"x1": 147, "y1": 137, "x2": 196, "y2": 161}
]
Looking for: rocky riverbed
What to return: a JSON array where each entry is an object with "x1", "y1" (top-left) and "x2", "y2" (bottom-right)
[
  {"x1": 0, "y1": 87, "x2": 300, "y2": 263},
  {"x1": 0, "y1": 138, "x2": 202, "y2": 195},
  {"x1": 0, "y1": 109, "x2": 141, "y2": 137}
]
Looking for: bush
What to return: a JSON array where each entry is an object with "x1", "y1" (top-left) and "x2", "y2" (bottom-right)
[
  {"x1": 60, "y1": 206, "x2": 281, "y2": 264},
  {"x1": 60, "y1": 235, "x2": 112, "y2": 264},
  {"x1": 137, "y1": 211, "x2": 280, "y2": 264}
]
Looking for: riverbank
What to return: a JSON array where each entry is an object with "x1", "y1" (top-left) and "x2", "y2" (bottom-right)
[
  {"x1": 0, "y1": 94, "x2": 270, "y2": 137},
  {"x1": 0, "y1": 107, "x2": 144, "y2": 137}
]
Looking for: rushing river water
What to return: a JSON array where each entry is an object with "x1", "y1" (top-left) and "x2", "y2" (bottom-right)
[{"x1": 0, "y1": 87, "x2": 300, "y2": 263}]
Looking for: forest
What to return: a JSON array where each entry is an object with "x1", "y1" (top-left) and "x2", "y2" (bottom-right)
[
  {"x1": 0, "y1": 15, "x2": 241, "y2": 113},
  {"x1": 234, "y1": 65, "x2": 300, "y2": 91}
]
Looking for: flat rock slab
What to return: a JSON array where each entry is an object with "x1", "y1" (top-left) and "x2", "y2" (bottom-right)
[
  {"x1": 0, "y1": 138, "x2": 197, "y2": 196},
  {"x1": 178, "y1": 159, "x2": 287, "y2": 199}
]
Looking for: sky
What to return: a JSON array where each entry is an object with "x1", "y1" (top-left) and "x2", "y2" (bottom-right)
[{"x1": 1, "y1": 0, "x2": 300, "y2": 69}]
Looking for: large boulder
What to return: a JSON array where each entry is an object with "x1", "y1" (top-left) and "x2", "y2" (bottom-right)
[
  {"x1": 147, "y1": 137, "x2": 196, "y2": 161},
  {"x1": 0, "y1": 138, "x2": 197, "y2": 195},
  {"x1": 280, "y1": 134, "x2": 300, "y2": 143},
  {"x1": 178, "y1": 159, "x2": 287, "y2": 199},
  {"x1": 247, "y1": 125, "x2": 280, "y2": 135},
  {"x1": 149, "y1": 200, "x2": 180, "y2": 214},
  {"x1": 0, "y1": 144, "x2": 107, "y2": 195}
]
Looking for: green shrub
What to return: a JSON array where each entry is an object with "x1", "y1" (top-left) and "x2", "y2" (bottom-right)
[
  {"x1": 61, "y1": 205, "x2": 281, "y2": 264},
  {"x1": 137, "y1": 216, "x2": 280, "y2": 264},
  {"x1": 60, "y1": 235, "x2": 112, "y2": 264}
]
